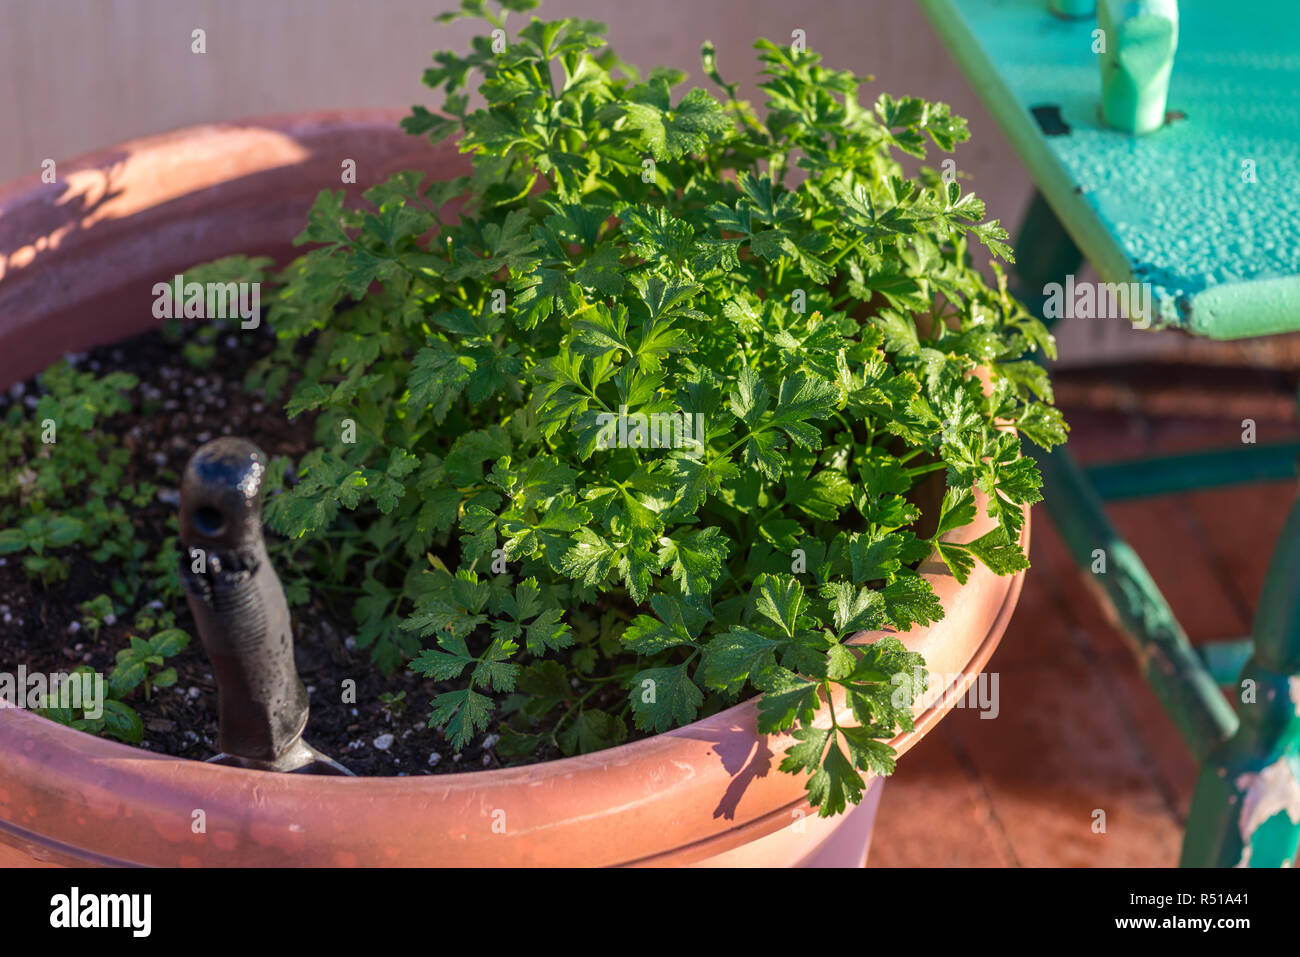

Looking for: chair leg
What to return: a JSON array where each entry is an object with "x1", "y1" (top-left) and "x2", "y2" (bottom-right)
[
  {"x1": 1012, "y1": 190, "x2": 1083, "y2": 325},
  {"x1": 1028, "y1": 441, "x2": 1239, "y2": 763},
  {"x1": 1181, "y1": 485, "x2": 1300, "y2": 867}
]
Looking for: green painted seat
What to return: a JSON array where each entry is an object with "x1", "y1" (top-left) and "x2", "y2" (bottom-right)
[{"x1": 919, "y1": 0, "x2": 1300, "y2": 338}]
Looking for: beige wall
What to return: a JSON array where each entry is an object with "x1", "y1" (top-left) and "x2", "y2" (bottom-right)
[
  {"x1": 0, "y1": 1, "x2": 1031, "y2": 230},
  {"x1": 0, "y1": 0, "x2": 1184, "y2": 363}
]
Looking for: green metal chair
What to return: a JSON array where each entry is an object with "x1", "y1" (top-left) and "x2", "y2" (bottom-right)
[{"x1": 917, "y1": 0, "x2": 1300, "y2": 867}]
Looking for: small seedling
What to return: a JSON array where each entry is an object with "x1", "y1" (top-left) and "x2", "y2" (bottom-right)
[
  {"x1": 109, "y1": 627, "x2": 190, "y2": 702},
  {"x1": 79, "y1": 594, "x2": 117, "y2": 640},
  {"x1": 379, "y1": 690, "x2": 408, "y2": 724}
]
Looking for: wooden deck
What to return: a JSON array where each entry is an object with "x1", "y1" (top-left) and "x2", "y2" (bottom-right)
[{"x1": 870, "y1": 346, "x2": 1300, "y2": 867}]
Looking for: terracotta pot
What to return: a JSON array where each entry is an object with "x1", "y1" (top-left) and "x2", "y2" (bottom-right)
[{"x1": 0, "y1": 112, "x2": 1028, "y2": 867}]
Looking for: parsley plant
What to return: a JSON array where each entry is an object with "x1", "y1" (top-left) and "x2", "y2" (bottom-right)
[{"x1": 222, "y1": 0, "x2": 1065, "y2": 814}]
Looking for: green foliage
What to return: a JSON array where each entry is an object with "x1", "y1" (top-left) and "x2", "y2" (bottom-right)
[
  {"x1": 1, "y1": 352, "x2": 197, "y2": 747},
  {"x1": 39, "y1": 613, "x2": 192, "y2": 746},
  {"x1": 108, "y1": 625, "x2": 190, "y2": 701},
  {"x1": 0, "y1": 355, "x2": 192, "y2": 612},
  {"x1": 34, "y1": 664, "x2": 143, "y2": 746},
  {"x1": 220, "y1": 0, "x2": 1063, "y2": 812},
  {"x1": 79, "y1": 594, "x2": 117, "y2": 640},
  {"x1": 378, "y1": 690, "x2": 409, "y2": 723},
  {"x1": 0, "y1": 362, "x2": 152, "y2": 588}
]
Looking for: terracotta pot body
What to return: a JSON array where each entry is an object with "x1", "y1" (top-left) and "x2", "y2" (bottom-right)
[{"x1": 0, "y1": 113, "x2": 1027, "y2": 867}]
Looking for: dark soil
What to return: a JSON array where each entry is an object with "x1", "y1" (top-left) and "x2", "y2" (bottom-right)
[{"x1": 0, "y1": 323, "x2": 505, "y2": 776}]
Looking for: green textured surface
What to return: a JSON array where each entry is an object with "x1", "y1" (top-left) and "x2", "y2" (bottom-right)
[
  {"x1": 918, "y1": 0, "x2": 1300, "y2": 338},
  {"x1": 1048, "y1": 0, "x2": 1096, "y2": 17}
]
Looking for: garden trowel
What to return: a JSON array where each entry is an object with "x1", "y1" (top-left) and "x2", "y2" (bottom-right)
[{"x1": 177, "y1": 437, "x2": 353, "y2": 775}]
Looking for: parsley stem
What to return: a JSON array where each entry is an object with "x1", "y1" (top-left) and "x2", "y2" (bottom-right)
[
  {"x1": 551, "y1": 673, "x2": 628, "y2": 742},
  {"x1": 902, "y1": 460, "x2": 947, "y2": 478},
  {"x1": 580, "y1": 382, "x2": 613, "y2": 413},
  {"x1": 493, "y1": 172, "x2": 539, "y2": 207},
  {"x1": 752, "y1": 497, "x2": 787, "y2": 528},
  {"x1": 706, "y1": 424, "x2": 770, "y2": 471},
  {"x1": 824, "y1": 232, "x2": 866, "y2": 269}
]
